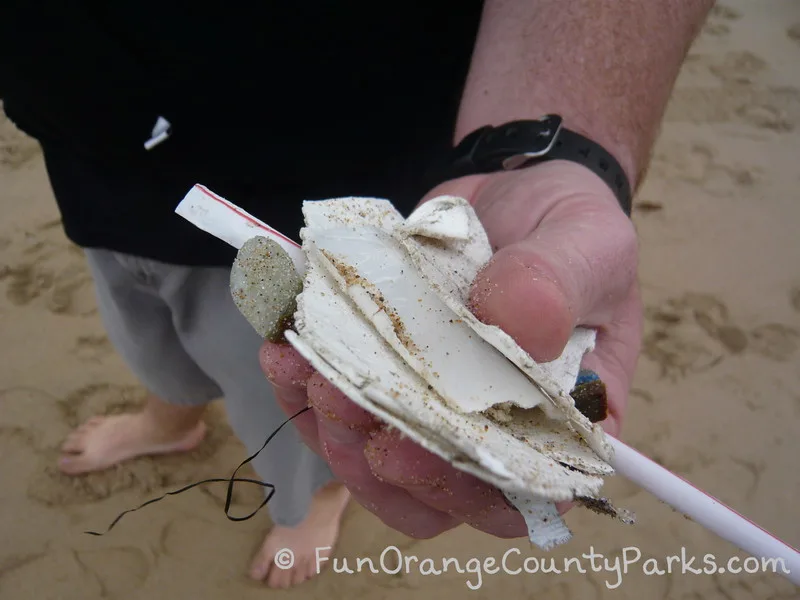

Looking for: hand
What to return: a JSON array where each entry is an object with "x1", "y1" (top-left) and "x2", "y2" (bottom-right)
[{"x1": 259, "y1": 160, "x2": 643, "y2": 539}]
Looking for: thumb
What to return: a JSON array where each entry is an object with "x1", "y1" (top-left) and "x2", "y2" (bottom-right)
[{"x1": 469, "y1": 186, "x2": 638, "y2": 362}]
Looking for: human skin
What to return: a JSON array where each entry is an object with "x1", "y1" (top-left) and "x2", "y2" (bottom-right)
[{"x1": 259, "y1": 0, "x2": 715, "y2": 539}]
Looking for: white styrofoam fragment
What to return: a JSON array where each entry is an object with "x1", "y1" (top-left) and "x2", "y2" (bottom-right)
[
  {"x1": 395, "y1": 195, "x2": 472, "y2": 240},
  {"x1": 397, "y1": 197, "x2": 612, "y2": 461},
  {"x1": 307, "y1": 225, "x2": 550, "y2": 414},
  {"x1": 302, "y1": 197, "x2": 404, "y2": 233},
  {"x1": 291, "y1": 206, "x2": 605, "y2": 500},
  {"x1": 503, "y1": 492, "x2": 573, "y2": 550}
]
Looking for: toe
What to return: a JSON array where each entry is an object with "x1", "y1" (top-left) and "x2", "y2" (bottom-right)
[
  {"x1": 58, "y1": 453, "x2": 96, "y2": 475},
  {"x1": 293, "y1": 560, "x2": 311, "y2": 586},
  {"x1": 76, "y1": 417, "x2": 103, "y2": 433},
  {"x1": 248, "y1": 548, "x2": 271, "y2": 581},
  {"x1": 60, "y1": 432, "x2": 86, "y2": 454},
  {"x1": 265, "y1": 566, "x2": 280, "y2": 588},
  {"x1": 267, "y1": 565, "x2": 291, "y2": 589}
]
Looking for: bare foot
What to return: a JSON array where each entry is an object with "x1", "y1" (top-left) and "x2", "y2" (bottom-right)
[
  {"x1": 58, "y1": 411, "x2": 206, "y2": 475},
  {"x1": 250, "y1": 482, "x2": 351, "y2": 588}
]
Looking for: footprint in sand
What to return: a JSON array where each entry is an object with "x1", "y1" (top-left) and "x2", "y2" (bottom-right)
[
  {"x1": 680, "y1": 51, "x2": 765, "y2": 84},
  {"x1": 642, "y1": 327, "x2": 721, "y2": 381},
  {"x1": 643, "y1": 292, "x2": 799, "y2": 379},
  {"x1": 748, "y1": 323, "x2": 799, "y2": 362},
  {"x1": 788, "y1": 23, "x2": 800, "y2": 45},
  {"x1": 0, "y1": 387, "x2": 68, "y2": 450},
  {"x1": 0, "y1": 547, "x2": 149, "y2": 598},
  {"x1": 642, "y1": 292, "x2": 737, "y2": 380},
  {"x1": 710, "y1": 3, "x2": 741, "y2": 22},
  {"x1": 74, "y1": 335, "x2": 113, "y2": 363},
  {"x1": 699, "y1": 3, "x2": 740, "y2": 37},
  {"x1": 736, "y1": 100, "x2": 797, "y2": 133},
  {"x1": 0, "y1": 425, "x2": 39, "y2": 456},
  {"x1": 649, "y1": 141, "x2": 759, "y2": 196},
  {"x1": 0, "y1": 230, "x2": 96, "y2": 317},
  {"x1": 660, "y1": 447, "x2": 716, "y2": 476},
  {"x1": 672, "y1": 86, "x2": 798, "y2": 132},
  {"x1": 665, "y1": 58, "x2": 799, "y2": 132},
  {"x1": 789, "y1": 286, "x2": 800, "y2": 314},
  {"x1": 709, "y1": 51, "x2": 768, "y2": 85},
  {"x1": 673, "y1": 51, "x2": 797, "y2": 134},
  {"x1": 702, "y1": 21, "x2": 730, "y2": 37},
  {"x1": 157, "y1": 513, "x2": 257, "y2": 562},
  {"x1": 629, "y1": 388, "x2": 655, "y2": 406}
]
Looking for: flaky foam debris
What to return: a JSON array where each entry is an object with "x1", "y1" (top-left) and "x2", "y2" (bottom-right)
[{"x1": 285, "y1": 196, "x2": 632, "y2": 549}]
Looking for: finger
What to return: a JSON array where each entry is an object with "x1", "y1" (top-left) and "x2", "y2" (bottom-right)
[
  {"x1": 304, "y1": 373, "x2": 458, "y2": 537},
  {"x1": 469, "y1": 173, "x2": 638, "y2": 362},
  {"x1": 365, "y1": 428, "x2": 528, "y2": 538},
  {"x1": 272, "y1": 388, "x2": 322, "y2": 456},
  {"x1": 419, "y1": 174, "x2": 489, "y2": 207},
  {"x1": 580, "y1": 283, "x2": 644, "y2": 437},
  {"x1": 306, "y1": 372, "x2": 380, "y2": 443},
  {"x1": 318, "y1": 434, "x2": 459, "y2": 538},
  {"x1": 258, "y1": 340, "x2": 322, "y2": 450},
  {"x1": 259, "y1": 340, "x2": 315, "y2": 391}
]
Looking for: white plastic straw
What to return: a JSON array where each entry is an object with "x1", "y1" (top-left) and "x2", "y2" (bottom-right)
[
  {"x1": 175, "y1": 184, "x2": 306, "y2": 273},
  {"x1": 174, "y1": 184, "x2": 800, "y2": 586},
  {"x1": 609, "y1": 437, "x2": 800, "y2": 584}
]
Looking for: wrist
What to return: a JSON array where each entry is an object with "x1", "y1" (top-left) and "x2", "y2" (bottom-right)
[
  {"x1": 450, "y1": 1, "x2": 715, "y2": 198},
  {"x1": 455, "y1": 110, "x2": 640, "y2": 196},
  {"x1": 551, "y1": 115, "x2": 639, "y2": 194},
  {"x1": 443, "y1": 115, "x2": 633, "y2": 216}
]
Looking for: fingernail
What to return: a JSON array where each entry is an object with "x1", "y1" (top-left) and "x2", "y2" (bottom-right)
[{"x1": 273, "y1": 385, "x2": 309, "y2": 408}]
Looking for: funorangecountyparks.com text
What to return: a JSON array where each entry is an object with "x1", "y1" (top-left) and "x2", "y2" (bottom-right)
[{"x1": 272, "y1": 545, "x2": 792, "y2": 590}]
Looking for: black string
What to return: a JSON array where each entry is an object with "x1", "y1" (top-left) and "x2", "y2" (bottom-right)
[{"x1": 84, "y1": 405, "x2": 312, "y2": 536}]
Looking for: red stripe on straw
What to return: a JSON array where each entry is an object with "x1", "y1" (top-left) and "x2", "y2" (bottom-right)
[{"x1": 194, "y1": 184, "x2": 301, "y2": 249}]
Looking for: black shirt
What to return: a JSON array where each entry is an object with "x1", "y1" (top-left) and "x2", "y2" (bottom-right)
[{"x1": 0, "y1": 2, "x2": 483, "y2": 266}]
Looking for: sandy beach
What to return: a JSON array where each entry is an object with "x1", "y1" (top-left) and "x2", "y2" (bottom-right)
[{"x1": 1, "y1": 1, "x2": 799, "y2": 598}]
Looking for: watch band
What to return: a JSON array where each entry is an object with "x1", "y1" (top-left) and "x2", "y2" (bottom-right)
[{"x1": 444, "y1": 115, "x2": 632, "y2": 217}]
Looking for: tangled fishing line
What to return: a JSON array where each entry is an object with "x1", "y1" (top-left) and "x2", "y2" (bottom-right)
[
  {"x1": 83, "y1": 406, "x2": 312, "y2": 536},
  {"x1": 83, "y1": 371, "x2": 607, "y2": 536}
]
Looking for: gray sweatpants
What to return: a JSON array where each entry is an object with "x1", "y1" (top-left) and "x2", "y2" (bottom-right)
[{"x1": 83, "y1": 248, "x2": 335, "y2": 527}]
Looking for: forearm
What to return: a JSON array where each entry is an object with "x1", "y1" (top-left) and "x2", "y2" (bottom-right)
[{"x1": 456, "y1": 0, "x2": 714, "y2": 190}]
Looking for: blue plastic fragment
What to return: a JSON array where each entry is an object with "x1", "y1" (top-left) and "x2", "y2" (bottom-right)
[{"x1": 573, "y1": 369, "x2": 600, "y2": 388}]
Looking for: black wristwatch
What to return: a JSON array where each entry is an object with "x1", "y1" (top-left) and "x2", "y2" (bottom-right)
[{"x1": 442, "y1": 115, "x2": 632, "y2": 217}]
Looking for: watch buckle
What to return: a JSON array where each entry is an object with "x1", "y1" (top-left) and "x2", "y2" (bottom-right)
[{"x1": 500, "y1": 114, "x2": 563, "y2": 170}]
